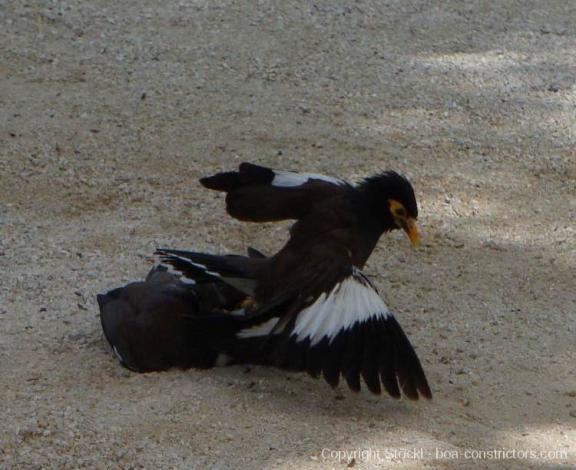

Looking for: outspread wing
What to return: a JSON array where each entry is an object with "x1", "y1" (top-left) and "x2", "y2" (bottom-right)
[
  {"x1": 199, "y1": 162, "x2": 349, "y2": 222},
  {"x1": 235, "y1": 252, "x2": 432, "y2": 400}
]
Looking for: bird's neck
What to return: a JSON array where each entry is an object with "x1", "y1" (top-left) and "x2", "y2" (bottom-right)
[
  {"x1": 350, "y1": 189, "x2": 393, "y2": 233},
  {"x1": 348, "y1": 190, "x2": 395, "y2": 267}
]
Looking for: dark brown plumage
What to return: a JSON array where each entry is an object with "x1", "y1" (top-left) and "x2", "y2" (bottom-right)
[
  {"x1": 97, "y1": 266, "x2": 246, "y2": 372},
  {"x1": 156, "y1": 163, "x2": 431, "y2": 400}
]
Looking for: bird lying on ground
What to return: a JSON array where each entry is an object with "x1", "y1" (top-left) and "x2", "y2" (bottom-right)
[
  {"x1": 97, "y1": 265, "x2": 247, "y2": 372},
  {"x1": 153, "y1": 162, "x2": 431, "y2": 400}
]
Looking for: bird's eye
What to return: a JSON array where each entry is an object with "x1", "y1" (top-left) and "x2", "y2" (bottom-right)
[{"x1": 394, "y1": 207, "x2": 406, "y2": 217}]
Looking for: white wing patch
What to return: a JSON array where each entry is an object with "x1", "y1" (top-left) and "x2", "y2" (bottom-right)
[
  {"x1": 271, "y1": 171, "x2": 345, "y2": 188},
  {"x1": 292, "y1": 271, "x2": 390, "y2": 346},
  {"x1": 237, "y1": 317, "x2": 279, "y2": 339}
]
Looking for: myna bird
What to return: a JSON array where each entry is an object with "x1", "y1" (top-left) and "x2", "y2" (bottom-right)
[
  {"x1": 156, "y1": 163, "x2": 431, "y2": 400},
  {"x1": 97, "y1": 265, "x2": 248, "y2": 372}
]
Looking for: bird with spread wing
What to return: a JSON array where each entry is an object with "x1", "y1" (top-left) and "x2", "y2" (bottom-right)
[{"x1": 156, "y1": 162, "x2": 431, "y2": 400}]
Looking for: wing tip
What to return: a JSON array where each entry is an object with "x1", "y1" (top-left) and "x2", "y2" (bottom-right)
[
  {"x1": 200, "y1": 163, "x2": 273, "y2": 192},
  {"x1": 287, "y1": 310, "x2": 433, "y2": 400},
  {"x1": 198, "y1": 175, "x2": 213, "y2": 189},
  {"x1": 199, "y1": 172, "x2": 240, "y2": 192}
]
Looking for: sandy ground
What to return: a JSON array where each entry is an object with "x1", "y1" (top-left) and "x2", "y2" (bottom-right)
[{"x1": 1, "y1": 1, "x2": 575, "y2": 468}]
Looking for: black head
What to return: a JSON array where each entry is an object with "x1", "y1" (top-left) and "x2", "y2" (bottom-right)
[{"x1": 357, "y1": 171, "x2": 420, "y2": 246}]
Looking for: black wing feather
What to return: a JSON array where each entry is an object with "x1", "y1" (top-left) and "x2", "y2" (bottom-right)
[{"x1": 242, "y1": 247, "x2": 431, "y2": 399}]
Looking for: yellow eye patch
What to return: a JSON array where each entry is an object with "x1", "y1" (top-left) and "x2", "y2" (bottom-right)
[
  {"x1": 388, "y1": 199, "x2": 420, "y2": 247},
  {"x1": 389, "y1": 199, "x2": 407, "y2": 216}
]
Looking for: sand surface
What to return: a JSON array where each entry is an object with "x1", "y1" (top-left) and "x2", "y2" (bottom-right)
[{"x1": 1, "y1": 1, "x2": 575, "y2": 468}]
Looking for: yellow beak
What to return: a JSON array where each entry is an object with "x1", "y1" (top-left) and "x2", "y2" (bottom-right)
[{"x1": 403, "y1": 218, "x2": 420, "y2": 247}]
